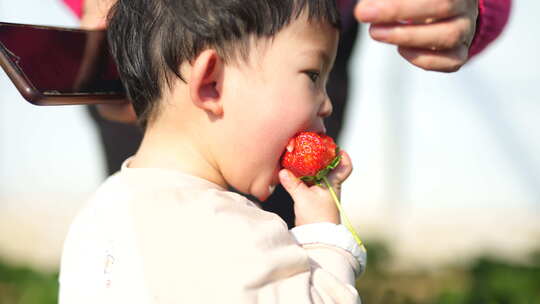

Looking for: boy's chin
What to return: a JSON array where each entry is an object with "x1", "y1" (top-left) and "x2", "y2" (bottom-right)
[{"x1": 253, "y1": 184, "x2": 277, "y2": 202}]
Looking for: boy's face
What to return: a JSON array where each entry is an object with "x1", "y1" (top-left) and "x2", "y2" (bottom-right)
[{"x1": 216, "y1": 14, "x2": 339, "y2": 202}]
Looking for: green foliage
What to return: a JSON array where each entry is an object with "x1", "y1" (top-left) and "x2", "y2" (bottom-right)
[
  {"x1": 362, "y1": 240, "x2": 392, "y2": 274},
  {"x1": 1, "y1": 244, "x2": 539, "y2": 304},
  {"x1": 357, "y1": 242, "x2": 540, "y2": 304},
  {"x1": 0, "y1": 258, "x2": 58, "y2": 304},
  {"x1": 463, "y1": 254, "x2": 540, "y2": 304}
]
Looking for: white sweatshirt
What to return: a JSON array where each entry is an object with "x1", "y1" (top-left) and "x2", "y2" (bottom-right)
[{"x1": 59, "y1": 161, "x2": 366, "y2": 303}]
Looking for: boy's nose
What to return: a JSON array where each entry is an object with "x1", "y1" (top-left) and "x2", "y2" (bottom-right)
[{"x1": 318, "y1": 96, "x2": 333, "y2": 119}]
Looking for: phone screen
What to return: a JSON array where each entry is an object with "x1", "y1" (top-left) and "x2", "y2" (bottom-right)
[{"x1": 0, "y1": 22, "x2": 123, "y2": 96}]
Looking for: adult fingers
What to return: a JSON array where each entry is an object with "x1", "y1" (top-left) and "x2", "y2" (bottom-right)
[
  {"x1": 81, "y1": 0, "x2": 116, "y2": 29},
  {"x1": 355, "y1": 0, "x2": 470, "y2": 24},
  {"x1": 369, "y1": 15, "x2": 475, "y2": 51},
  {"x1": 397, "y1": 44, "x2": 469, "y2": 72}
]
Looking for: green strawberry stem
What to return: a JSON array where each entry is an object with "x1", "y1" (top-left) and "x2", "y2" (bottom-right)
[{"x1": 322, "y1": 176, "x2": 366, "y2": 252}]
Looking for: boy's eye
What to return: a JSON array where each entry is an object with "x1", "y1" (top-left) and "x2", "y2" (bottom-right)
[{"x1": 305, "y1": 71, "x2": 320, "y2": 83}]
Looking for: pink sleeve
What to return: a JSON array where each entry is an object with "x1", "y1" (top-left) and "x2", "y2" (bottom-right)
[
  {"x1": 469, "y1": 0, "x2": 512, "y2": 58},
  {"x1": 63, "y1": 0, "x2": 83, "y2": 19}
]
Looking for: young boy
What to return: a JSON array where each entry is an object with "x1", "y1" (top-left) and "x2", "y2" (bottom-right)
[{"x1": 59, "y1": 0, "x2": 366, "y2": 303}]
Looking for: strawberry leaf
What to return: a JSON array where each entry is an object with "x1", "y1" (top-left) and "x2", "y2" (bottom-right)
[{"x1": 299, "y1": 153, "x2": 342, "y2": 185}]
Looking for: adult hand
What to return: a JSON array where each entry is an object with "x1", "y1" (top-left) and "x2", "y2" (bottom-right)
[
  {"x1": 81, "y1": 0, "x2": 137, "y2": 123},
  {"x1": 81, "y1": 0, "x2": 115, "y2": 29},
  {"x1": 355, "y1": 0, "x2": 479, "y2": 72}
]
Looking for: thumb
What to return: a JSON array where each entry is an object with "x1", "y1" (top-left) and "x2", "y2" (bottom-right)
[{"x1": 279, "y1": 169, "x2": 308, "y2": 199}]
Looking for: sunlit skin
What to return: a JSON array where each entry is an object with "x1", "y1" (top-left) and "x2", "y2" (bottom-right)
[
  {"x1": 78, "y1": 4, "x2": 356, "y2": 226},
  {"x1": 130, "y1": 11, "x2": 339, "y2": 202}
]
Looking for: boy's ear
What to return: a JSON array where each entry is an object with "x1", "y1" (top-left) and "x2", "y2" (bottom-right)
[{"x1": 189, "y1": 49, "x2": 224, "y2": 116}]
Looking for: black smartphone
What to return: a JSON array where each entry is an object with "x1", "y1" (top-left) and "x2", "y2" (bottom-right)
[{"x1": 0, "y1": 22, "x2": 126, "y2": 105}]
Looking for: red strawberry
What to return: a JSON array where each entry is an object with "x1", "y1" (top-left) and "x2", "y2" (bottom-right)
[{"x1": 281, "y1": 132, "x2": 341, "y2": 184}]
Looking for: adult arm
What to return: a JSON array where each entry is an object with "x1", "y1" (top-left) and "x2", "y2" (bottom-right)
[
  {"x1": 468, "y1": 0, "x2": 511, "y2": 57},
  {"x1": 355, "y1": 0, "x2": 512, "y2": 72}
]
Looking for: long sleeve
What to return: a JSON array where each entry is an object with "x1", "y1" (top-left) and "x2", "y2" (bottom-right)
[
  {"x1": 469, "y1": 0, "x2": 512, "y2": 58},
  {"x1": 290, "y1": 222, "x2": 367, "y2": 302},
  {"x1": 62, "y1": 0, "x2": 83, "y2": 18},
  {"x1": 290, "y1": 222, "x2": 366, "y2": 279}
]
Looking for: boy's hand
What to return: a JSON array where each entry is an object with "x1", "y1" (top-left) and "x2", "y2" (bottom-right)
[{"x1": 279, "y1": 151, "x2": 353, "y2": 227}]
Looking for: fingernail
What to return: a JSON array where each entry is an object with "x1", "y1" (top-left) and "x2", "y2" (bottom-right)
[
  {"x1": 279, "y1": 170, "x2": 289, "y2": 182},
  {"x1": 359, "y1": 5, "x2": 379, "y2": 21},
  {"x1": 370, "y1": 27, "x2": 392, "y2": 39}
]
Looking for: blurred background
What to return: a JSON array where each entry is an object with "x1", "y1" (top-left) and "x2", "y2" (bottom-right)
[{"x1": 0, "y1": 1, "x2": 539, "y2": 303}]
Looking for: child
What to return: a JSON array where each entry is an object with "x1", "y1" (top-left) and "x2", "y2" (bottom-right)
[{"x1": 59, "y1": 0, "x2": 366, "y2": 303}]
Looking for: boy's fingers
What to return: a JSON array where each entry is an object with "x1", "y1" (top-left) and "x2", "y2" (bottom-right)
[
  {"x1": 327, "y1": 150, "x2": 352, "y2": 186},
  {"x1": 355, "y1": 0, "x2": 469, "y2": 24},
  {"x1": 279, "y1": 169, "x2": 308, "y2": 198}
]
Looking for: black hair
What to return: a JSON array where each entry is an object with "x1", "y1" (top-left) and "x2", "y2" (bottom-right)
[{"x1": 107, "y1": 0, "x2": 340, "y2": 128}]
